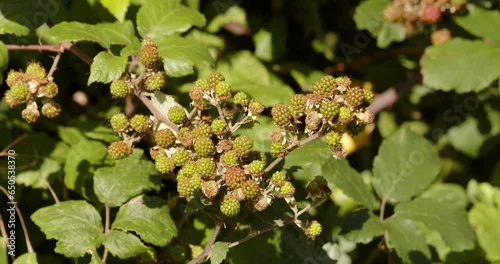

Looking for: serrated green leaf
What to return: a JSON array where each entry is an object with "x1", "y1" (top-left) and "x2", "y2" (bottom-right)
[
  {"x1": 217, "y1": 51, "x2": 294, "y2": 106},
  {"x1": 13, "y1": 252, "x2": 37, "y2": 264},
  {"x1": 103, "y1": 230, "x2": 148, "y2": 259},
  {"x1": 342, "y1": 209, "x2": 384, "y2": 244},
  {"x1": 421, "y1": 38, "x2": 500, "y2": 93},
  {"x1": 416, "y1": 222, "x2": 451, "y2": 261},
  {"x1": 31, "y1": 201, "x2": 103, "y2": 258},
  {"x1": 207, "y1": 5, "x2": 247, "y2": 33},
  {"x1": 376, "y1": 21, "x2": 405, "y2": 48},
  {"x1": 112, "y1": 195, "x2": 177, "y2": 246},
  {"x1": 0, "y1": 7, "x2": 30, "y2": 36},
  {"x1": 88, "y1": 52, "x2": 128, "y2": 85},
  {"x1": 58, "y1": 126, "x2": 87, "y2": 146},
  {"x1": 42, "y1": 21, "x2": 136, "y2": 48},
  {"x1": 155, "y1": 35, "x2": 213, "y2": 77},
  {"x1": 17, "y1": 159, "x2": 60, "y2": 188},
  {"x1": 384, "y1": 218, "x2": 431, "y2": 264},
  {"x1": 372, "y1": 127, "x2": 441, "y2": 203},
  {"x1": 395, "y1": 198, "x2": 475, "y2": 251},
  {"x1": 210, "y1": 242, "x2": 229, "y2": 264},
  {"x1": 136, "y1": 0, "x2": 205, "y2": 38},
  {"x1": 99, "y1": 0, "x2": 130, "y2": 22},
  {"x1": 94, "y1": 149, "x2": 162, "y2": 207},
  {"x1": 419, "y1": 183, "x2": 468, "y2": 208},
  {"x1": 354, "y1": 0, "x2": 391, "y2": 36},
  {"x1": 455, "y1": 5, "x2": 500, "y2": 45},
  {"x1": 468, "y1": 203, "x2": 500, "y2": 262}
]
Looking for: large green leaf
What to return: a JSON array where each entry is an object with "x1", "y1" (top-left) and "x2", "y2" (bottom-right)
[
  {"x1": 42, "y1": 21, "x2": 136, "y2": 48},
  {"x1": 88, "y1": 52, "x2": 128, "y2": 85},
  {"x1": 210, "y1": 242, "x2": 229, "y2": 264},
  {"x1": 112, "y1": 195, "x2": 177, "y2": 246},
  {"x1": 395, "y1": 198, "x2": 475, "y2": 251},
  {"x1": 94, "y1": 149, "x2": 162, "y2": 207},
  {"x1": 103, "y1": 230, "x2": 149, "y2": 259},
  {"x1": 0, "y1": 4, "x2": 30, "y2": 36},
  {"x1": 419, "y1": 183, "x2": 468, "y2": 209},
  {"x1": 12, "y1": 252, "x2": 37, "y2": 264},
  {"x1": 455, "y1": 5, "x2": 500, "y2": 45},
  {"x1": 372, "y1": 127, "x2": 441, "y2": 203},
  {"x1": 468, "y1": 203, "x2": 500, "y2": 262},
  {"x1": 384, "y1": 218, "x2": 431, "y2": 264},
  {"x1": 217, "y1": 51, "x2": 294, "y2": 106},
  {"x1": 98, "y1": 0, "x2": 130, "y2": 22},
  {"x1": 136, "y1": 0, "x2": 205, "y2": 38},
  {"x1": 421, "y1": 38, "x2": 500, "y2": 93},
  {"x1": 155, "y1": 35, "x2": 213, "y2": 77},
  {"x1": 376, "y1": 21, "x2": 405, "y2": 48},
  {"x1": 353, "y1": 0, "x2": 390, "y2": 35},
  {"x1": 31, "y1": 201, "x2": 103, "y2": 258},
  {"x1": 342, "y1": 209, "x2": 384, "y2": 244}
]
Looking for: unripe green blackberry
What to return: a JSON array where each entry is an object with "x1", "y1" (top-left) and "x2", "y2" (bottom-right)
[
  {"x1": 312, "y1": 75, "x2": 335, "y2": 95},
  {"x1": 168, "y1": 106, "x2": 186, "y2": 124},
  {"x1": 195, "y1": 157, "x2": 216, "y2": 180},
  {"x1": 220, "y1": 196, "x2": 240, "y2": 217},
  {"x1": 41, "y1": 101, "x2": 61, "y2": 118},
  {"x1": 193, "y1": 136, "x2": 215, "y2": 157},
  {"x1": 40, "y1": 81, "x2": 58, "y2": 98},
  {"x1": 221, "y1": 151, "x2": 239, "y2": 167},
  {"x1": 270, "y1": 141, "x2": 285, "y2": 157},
  {"x1": 215, "y1": 81, "x2": 231, "y2": 100},
  {"x1": 10, "y1": 82, "x2": 29, "y2": 102},
  {"x1": 339, "y1": 107, "x2": 352, "y2": 120},
  {"x1": 145, "y1": 73, "x2": 165, "y2": 92},
  {"x1": 155, "y1": 129, "x2": 176, "y2": 149},
  {"x1": 271, "y1": 104, "x2": 291, "y2": 127},
  {"x1": 249, "y1": 99, "x2": 264, "y2": 115},
  {"x1": 140, "y1": 39, "x2": 161, "y2": 69},
  {"x1": 172, "y1": 148, "x2": 189, "y2": 166},
  {"x1": 241, "y1": 180, "x2": 260, "y2": 200},
  {"x1": 192, "y1": 123, "x2": 212, "y2": 138},
  {"x1": 319, "y1": 100, "x2": 339, "y2": 120},
  {"x1": 325, "y1": 131, "x2": 341, "y2": 146},
  {"x1": 234, "y1": 92, "x2": 249, "y2": 106},
  {"x1": 248, "y1": 160, "x2": 265, "y2": 177},
  {"x1": 207, "y1": 72, "x2": 225, "y2": 88},
  {"x1": 233, "y1": 135, "x2": 253, "y2": 156},
  {"x1": 178, "y1": 175, "x2": 201, "y2": 199},
  {"x1": 194, "y1": 78, "x2": 211, "y2": 90},
  {"x1": 271, "y1": 171, "x2": 287, "y2": 187},
  {"x1": 177, "y1": 162, "x2": 196, "y2": 179},
  {"x1": 26, "y1": 61, "x2": 46, "y2": 81},
  {"x1": 110, "y1": 79, "x2": 129, "y2": 98},
  {"x1": 167, "y1": 244, "x2": 186, "y2": 263},
  {"x1": 279, "y1": 181, "x2": 295, "y2": 198},
  {"x1": 289, "y1": 94, "x2": 306, "y2": 117},
  {"x1": 178, "y1": 127, "x2": 193, "y2": 147},
  {"x1": 108, "y1": 141, "x2": 131, "y2": 160},
  {"x1": 364, "y1": 89, "x2": 374, "y2": 104},
  {"x1": 6, "y1": 70, "x2": 24, "y2": 87},
  {"x1": 345, "y1": 87, "x2": 365, "y2": 108},
  {"x1": 305, "y1": 221, "x2": 322, "y2": 239},
  {"x1": 21, "y1": 105, "x2": 40, "y2": 123},
  {"x1": 130, "y1": 114, "x2": 149, "y2": 133},
  {"x1": 2, "y1": 91, "x2": 18, "y2": 108},
  {"x1": 225, "y1": 167, "x2": 246, "y2": 189},
  {"x1": 211, "y1": 119, "x2": 227, "y2": 134},
  {"x1": 110, "y1": 113, "x2": 129, "y2": 132},
  {"x1": 155, "y1": 154, "x2": 175, "y2": 174},
  {"x1": 306, "y1": 176, "x2": 331, "y2": 197}
]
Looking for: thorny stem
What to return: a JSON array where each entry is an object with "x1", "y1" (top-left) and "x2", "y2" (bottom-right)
[
  {"x1": 6, "y1": 42, "x2": 93, "y2": 66},
  {"x1": 0, "y1": 186, "x2": 34, "y2": 253},
  {"x1": 188, "y1": 219, "x2": 223, "y2": 264}
]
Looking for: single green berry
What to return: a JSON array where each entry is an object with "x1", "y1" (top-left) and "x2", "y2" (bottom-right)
[
  {"x1": 155, "y1": 129, "x2": 177, "y2": 149},
  {"x1": 140, "y1": 39, "x2": 160, "y2": 69},
  {"x1": 208, "y1": 72, "x2": 225, "y2": 88},
  {"x1": 248, "y1": 99, "x2": 264, "y2": 115},
  {"x1": 194, "y1": 136, "x2": 215, "y2": 157},
  {"x1": 221, "y1": 151, "x2": 239, "y2": 167},
  {"x1": 41, "y1": 101, "x2": 61, "y2": 118},
  {"x1": 172, "y1": 148, "x2": 189, "y2": 166},
  {"x1": 192, "y1": 122, "x2": 212, "y2": 138},
  {"x1": 40, "y1": 81, "x2": 58, "y2": 98},
  {"x1": 279, "y1": 181, "x2": 295, "y2": 198},
  {"x1": 305, "y1": 221, "x2": 322, "y2": 239},
  {"x1": 364, "y1": 89, "x2": 374, "y2": 104},
  {"x1": 271, "y1": 171, "x2": 287, "y2": 187},
  {"x1": 194, "y1": 78, "x2": 211, "y2": 90},
  {"x1": 10, "y1": 82, "x2": 29, "y2": 102},
  {"x1": 234, "y1": 92, "x2": 249, "y2": 106},
  {"x1": 289, "y1": 94, "x2": 306, "y2": 117},
  {"x1": 145, "y1": 73, "x2": 166, "y2": 92},
  {"x1": 168, "y1": 106, "x2": 186, "y2": 124},
  {"x1": 339, "y1": 106, "x2": 352, "y2": 120},
  {"x1": 225, "y1": 167, "x2": 246, "y2": 189},
  {"x1": 6, "y1": 70, "x2": 25, "y2": 87},
  {"x1": 178, "y1": 175, "x2": 201, "y2": 199},
  {"x1": 248, "y1": 160, "x2": 265, "y2": 177},
  {"x1": 21, "y1": 105, "x2": 40, "y2": 123},
  {"x1": 271, "y1": 104, "x2": 291, "y2": 127},
  {"x1": 319, "y1": 100, "x2": 339, "y2": 120},
  {"x1": 107, "y1": 141, "x2": 131, "y2": 160},
  {"x1": 241, "y1": 180, "x2": 260, "y2": 200},
  {"x1": 110, "y1": 113, "x2": 129, "y2": 132},
  {"x1": 2, "y1": 91, "x2": 18, "y2": 108},
  {"x1": 167, "y1": 244, "x2": 186, "y2": 263},
  {"x1": 345, "y1": 87, "x2": 365, "y2": 108},
  {"x1": 177, "y1": 162, "x2": 196, "y2": 179},
  {"x1": 306, "y1": 176, "x2": 331, "y2": 197},
  {"x1": 195, "y1": 157, "x2": 216, "y2": 180},
  {"x1": 312, "y1": 75, "x2": 335, "y2": 95},
  {"x1": 215, "y1": 81, "x2": 231, "y2": 100},
  {"x1": 130, "y1": 114, "x2": 149, "y2": 133},
  {"x1": 324, "y1": 131, "x2": 341, "y2": 146},
  {"x1": 270, "y1": 141, "x2": 285, "y2": 157},
  {"x1": 211, "y1": 119, "x2": 227, "y2": 134},
  {"x1": 220, "y1": 196, "x2": 240, "y2": 217},
  {"x1": 110, "y1": 79, "x2": 129, "y2": 99},
  {"x1": 155, "y1": 154, "x2": 175, "y2": 174},
  {"x1": 233, "y1": 135, "x2": 253, "y2": 156},
  {"x1": 25, "y1": 61, "x2": 46, "y2": 81}
]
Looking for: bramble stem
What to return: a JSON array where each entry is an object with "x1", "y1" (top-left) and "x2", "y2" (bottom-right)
[{"x1": 188, "y1": 219, "x2": 223, "y2": 264}]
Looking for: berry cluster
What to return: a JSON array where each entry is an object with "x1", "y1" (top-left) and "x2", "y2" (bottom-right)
[
  {"x1": 107, "y1": 112, "x2": 151, "y2": 159},
  {"x1": 2, "y1": 61, "x2": 61, "y2": 122},
  {"x1": 270, "y1": 75, "x2": 374, "y2": 159}
]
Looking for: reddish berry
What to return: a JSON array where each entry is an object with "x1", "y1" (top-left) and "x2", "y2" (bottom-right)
[
  {"x1": 225, "y1": 167, "x2": 246, "y2": 189},
  {"x1": 421, "y1": 5, "x2": 442, "y2": 24}
]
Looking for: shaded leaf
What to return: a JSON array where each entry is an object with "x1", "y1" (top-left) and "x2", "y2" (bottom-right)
[
  {"x1": 103, "y1": 230, "x2": 148, "y2": 259},
  {"x1": 342, "y1": 209, "x2": 384, "y2": 244},
  {"x1": 31, "y1": 201, "x2": 103, "y2": 258},
  {"x1": 210, "y1": 242, "x2": 229, "y2": 264},
  {"x1": 207, "y1": 5, "x2": 247, "y2": 33},
  {"x1": 88, "y1": 52, "x2": 128, "y2": 85},
  {"x1": 468, "y1": 203, "x2": 500, "y2": 262},
  {"x1": 354, "y1": 0, "x2": 391, "y2": 35},
  {"x1": 455, "y1": 5, "x2": 500, "y2": 45},
  {"x1": 384, "y1": 218, "x2": 431, "y2": 264},
  {"x1": 0, "y1": 4, "x2": 30, "y2": 36}
]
